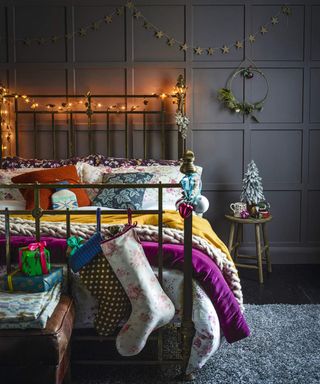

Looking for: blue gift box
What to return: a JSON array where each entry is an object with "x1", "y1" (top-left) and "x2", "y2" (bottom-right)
[{"x1": 0, "y1": 266, "x2": 63, "y2": 293}]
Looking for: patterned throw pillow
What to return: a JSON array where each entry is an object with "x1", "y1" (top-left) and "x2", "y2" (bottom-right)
[{"x1": 92, "y1": 172, "x2": 153, "y2": 209}]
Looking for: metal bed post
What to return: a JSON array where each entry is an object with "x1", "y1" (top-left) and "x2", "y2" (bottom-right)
[
  {"x1": 33, "y1": 182, "x2": 42, "y2": 242},
  {"x1": 179, "y1": 150, "x2": 196, "y2": 380},
  {"x1": 157, "y1": 182, "x2": 164, "y2": 363},
  {"x1": 4, "y1": 208, "x2": 11, "y2": 275}
]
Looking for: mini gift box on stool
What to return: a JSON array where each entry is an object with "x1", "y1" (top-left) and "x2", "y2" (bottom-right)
[
  {"x1": 0, "y1": 266, "x2": 63, "y2": 293},
  {"x1": 19, "y1": 241, "x2": 51, "y2": 276}
]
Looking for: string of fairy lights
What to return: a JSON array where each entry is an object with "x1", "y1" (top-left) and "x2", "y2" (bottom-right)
[{"x1": 0, "y1": 2, "x2": 292, "y2": 56}]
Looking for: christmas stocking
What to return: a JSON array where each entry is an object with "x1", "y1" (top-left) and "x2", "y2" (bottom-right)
[
  {"x1": 79, "y1": 253, "x2": 131, "y2": 336},
  {"x1": 101, "y1": 226, "x2": 175, "y2": 356}
]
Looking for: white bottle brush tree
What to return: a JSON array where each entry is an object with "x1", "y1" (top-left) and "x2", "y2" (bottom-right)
[{"x1": 240, "y1": 160, "x2": 266, "y2": 205}]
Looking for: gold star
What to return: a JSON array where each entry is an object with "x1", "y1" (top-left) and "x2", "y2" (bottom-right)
[
  {"x1": 133, "y1": 11, "x2": 142, "y2": 19},
  {"x1": 221, "y1": 45, "x2": 230, "y2": 54},
  {"x1": 155, "y1": 31, "x2": 164, "y2": 39},
  {"x1": 271, "y1": 16, "x2": 279, "y2": 25},
  {"x1": 281, "y1": 5, "x2": 292, "y2": 16},
  {"x1": 65, "y1": 33, "x2": 73, "y2": 40},
  {"x1": 167, "y1": 38, "x2": 175, "y2": 47},
  {"x1": 194, "y1": 46, "x2": 203, "y2": 55},
  {"x1": 126, "y1": 1, "x2": 134, "y2": 9},
  {"x1": 180, "y1": 43, "x2": 188, "y2": 51},
  {"x1": 235, "y1": 41, "x2": 243, "y2": 49},
  {"x1": 51, "y1": 36, "x2": 59, "y2": 43},
  {"x1": 248, "y1": 34, "x2": 256, "y2": 43},
  {"x1": 207, "y1": 47, "x2": 215, "y2": 55},
  {"x1": 260, "y1": 25, "x2": 268, "y2": 34},
  {"x1": 116, "y1": 7, "x2": 124, "y2": 16},
  {"x1": 79, "y1": 28, "x2": 87, "y2": 37},
  {"x1": 143, "y1": 21, "x2": 151, "y2": 30},
  {"x1": 92, "y1": 21, "x2": 100, "y2": 30},
  {"x1": 24, "y1": 38, "x2": 31, "y2": 46},
  {"x1": 38, "y1": 37, "x2": 46, "y2": 45},
  {"x1": 104, "y1": 15, "x2": 113, "y2": 24}
]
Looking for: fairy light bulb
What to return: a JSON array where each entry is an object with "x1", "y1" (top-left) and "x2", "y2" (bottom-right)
[
  {"x1": 97, "y1": 103, "x2": 102, "y2": 108},
  {"x1": 160, "y1": 93, "x2": 167, "y2": 99}
]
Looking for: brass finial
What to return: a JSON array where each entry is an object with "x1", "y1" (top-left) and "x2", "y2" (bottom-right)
[{"x1": 180, "y1": 150, "x2": 196, "y2": 174}]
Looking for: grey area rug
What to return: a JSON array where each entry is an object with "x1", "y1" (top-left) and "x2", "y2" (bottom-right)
[{"x1": 74, "y1": 304, "x2": 320, "y2": 384}]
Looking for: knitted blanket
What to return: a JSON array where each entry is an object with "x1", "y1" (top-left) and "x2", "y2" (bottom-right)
[{"x1": 0, "y1": 213, "x2": 243, "y2": 309}]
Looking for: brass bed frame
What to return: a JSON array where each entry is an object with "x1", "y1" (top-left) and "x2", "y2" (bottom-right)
[{"x1": 0, "y1": 76, "x2": 197, "y2": 381}]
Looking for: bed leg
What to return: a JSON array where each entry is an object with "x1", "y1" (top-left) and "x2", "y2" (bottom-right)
[{"x1": 174, "y1": 321, "x2": 196, "y2": 382}]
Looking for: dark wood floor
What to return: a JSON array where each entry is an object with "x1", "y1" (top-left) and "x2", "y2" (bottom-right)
[{"x1": 240, "y1": 264, "x2": 320, "y2": 304}]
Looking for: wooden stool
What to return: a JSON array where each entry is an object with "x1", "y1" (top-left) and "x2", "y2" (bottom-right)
[{"x1": 225, "y1": 214, "x2": 272, "y2": 284}]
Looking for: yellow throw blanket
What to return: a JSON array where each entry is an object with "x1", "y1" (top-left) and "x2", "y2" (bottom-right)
[{"x1": 16, "y1": 211, "x2": 233, "y2": 264}]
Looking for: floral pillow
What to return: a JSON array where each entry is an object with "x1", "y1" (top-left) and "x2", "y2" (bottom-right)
[
  {"x1": 109, "y1": 165, "x2": 203, "y2": 210},
  {"x1": 76, "y1": 162, "x2": 112, "y2": 201},
  {"x1": 92, "y1": 172, "x2": 153, "y2": 210},
  {"x1": 0, "y1": 168, "x2": 45, "y2": 201}
]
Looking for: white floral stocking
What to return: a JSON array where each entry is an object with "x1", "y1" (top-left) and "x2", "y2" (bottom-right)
[{"x1": 101, "y1": 227, "x2": 175, "y2": 356}]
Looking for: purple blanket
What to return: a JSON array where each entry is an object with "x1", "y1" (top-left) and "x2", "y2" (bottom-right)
[{"x1": 0, "y1": 236, "x2": 250, "y2": 343}]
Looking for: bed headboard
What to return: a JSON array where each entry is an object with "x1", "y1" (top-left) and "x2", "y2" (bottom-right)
[{"x1": 0, "y1": 75, "x2": 187, "y2": 162}]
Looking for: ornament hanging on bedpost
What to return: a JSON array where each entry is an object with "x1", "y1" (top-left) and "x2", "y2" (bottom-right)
[{"x1": 177, "y1": 150, "x2": 209, "y2": 218}]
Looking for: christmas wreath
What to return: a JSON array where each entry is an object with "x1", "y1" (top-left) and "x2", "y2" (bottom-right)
[{"x1": 217, "y1": 67, "x2": 269, "y2": 122}]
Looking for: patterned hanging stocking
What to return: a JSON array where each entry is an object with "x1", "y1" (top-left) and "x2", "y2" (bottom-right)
[
  {"x1": 79, "y1": 253, "x2": 131, "y2": 336},
  {"x1": 101, "y1": 226, "x2": 175, "y2": 356}
]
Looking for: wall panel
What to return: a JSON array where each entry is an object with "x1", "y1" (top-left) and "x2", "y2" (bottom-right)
[
  {"x1": 251, "y1": 130, "x2": 302, "y2": 184},
  {"x1": 74, "y1": 6, "x2": 125, "y2": 62},
  {"x1": 193, "y1": 5, "x2": 244, "y2": 62},
  {"x1": 0, "y1": 6, "x2": 8, "y2": 63},
  {"x1": 252, "y1": 5, "x2": 304, "y2": 61},
  {"x1": 193, "y1": 130, "x2": 244, "y2": 185},
  {"x1": 193, "y1": 68, "x2": 244, "y2": 124},
  {"x1": 310, "y1": 68, "x2": 320, "y2": 123},
  {"x1": 308, "y1": 130, "x2": 320, "y2": 185},
  {"x1": 14, "y1": 6, "x2": 67, "y2": 63},
  {"x1": 133, "y1": 5, "x2": 185, "y2": 62},
  {"x1": 311, "y1": 6, "x2": 320, "y2": 61},
  {"x1": 249, "y1": 68, "x2": 303, "y2": 123}
]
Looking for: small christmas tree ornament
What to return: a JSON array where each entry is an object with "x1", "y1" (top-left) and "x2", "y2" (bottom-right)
[{"x1": 241, "y1": 160, "x2": 266, "y2": 217}]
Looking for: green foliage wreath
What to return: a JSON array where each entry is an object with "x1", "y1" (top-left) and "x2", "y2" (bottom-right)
[{"x1": 217, "y1": 67, "x2": 269, "y2": 123}]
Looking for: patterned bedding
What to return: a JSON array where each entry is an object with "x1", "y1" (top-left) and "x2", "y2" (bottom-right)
[{"x1": 0, "y1": 282, "x2": 61, "y2": 329}]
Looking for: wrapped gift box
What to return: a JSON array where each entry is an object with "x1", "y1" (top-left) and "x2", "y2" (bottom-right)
[
  {"x1": 0, "y1": 266, "x2": 63, "y2": 293},
  {"x1": 19, "y1": 242, "x2": 51, "y2": 276}
]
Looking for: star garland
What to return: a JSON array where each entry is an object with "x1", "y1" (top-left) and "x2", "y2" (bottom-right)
[
  {"x1": 1, "y1": 2, "x2": 292, "y2": 52},
  {"x1": 128, "y1": 2, "x2": 292, "y2": 56},
  {"x1": 14, "y1": 6, "x2": 125, "y2": 46}
]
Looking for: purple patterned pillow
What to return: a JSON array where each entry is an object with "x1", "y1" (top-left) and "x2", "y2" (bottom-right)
[
  {"x1": 94, "y1": 154, "x2": 180, "y2": 168},
  {"x1": 1, "y1": 154, "x2": 179, "y2": 170},
  {"x1": 0, "y1": 155, "x2": 96, "y2": 169}
]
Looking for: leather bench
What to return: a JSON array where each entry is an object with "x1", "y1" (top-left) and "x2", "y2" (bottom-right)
[{"x1": 0, "y1": 295, "x2": 75, "y2": 384}]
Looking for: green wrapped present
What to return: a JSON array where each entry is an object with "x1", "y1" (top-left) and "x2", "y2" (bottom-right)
[{"x1": 18, "y1": 241, "x2": 51, "y2": 276}]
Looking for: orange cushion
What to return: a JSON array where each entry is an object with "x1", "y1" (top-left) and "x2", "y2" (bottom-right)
[{"x1": 11, "y1": 165, "x2": 91, "y2": 210}]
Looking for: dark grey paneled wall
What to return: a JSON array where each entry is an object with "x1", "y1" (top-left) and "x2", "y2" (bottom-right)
[{"x1": 0, "y1": 0, "x2": 319, "y2": 262}]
